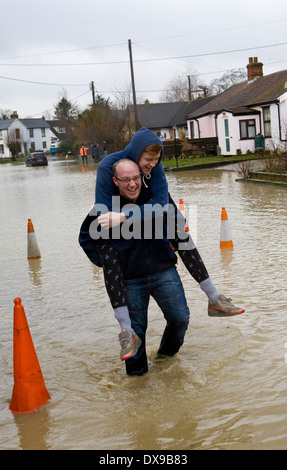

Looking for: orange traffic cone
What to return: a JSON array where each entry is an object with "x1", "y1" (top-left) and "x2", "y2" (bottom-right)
[
  {"x1": 220, "y1": 207, "x2": 233, "y2": 249},
  {"x1": 9, "y1": 298, "x2": 50, "y2": 414},
  {"x1": 27, "y1": 219, "x2": 41, "y2": 259},
  {"x1": 179, "y1": 198, "x2": 189, "y2": 232}
]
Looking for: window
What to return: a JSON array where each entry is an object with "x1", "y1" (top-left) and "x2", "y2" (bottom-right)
[
  {"x1": 29, "y1": 129, "x2": 34, "y2": 138},
  {"x1": 239, "y1": 119, "x2": 256, "y2": 139},
  {"x1": 224, "y1": 119, "x2": 229, "y2": 137},
  {"x1": 30, "y1": 142, "x2": 35, "y2": 151},
  {"x1": 0, "y1": 131, "x2": 3, "y2": 140},
  {"x1": 43, "y1": 141, "x2": 47, "y2": 148},
  {"x1": 41, "y1": 128, "x2": 46, "y2": 137},
  {"x1": 15, "y1": 128, "x2": 20, "y2": 139},
  {"x1": 263, "y1": 107, "x2": 271, "y2": 137}
]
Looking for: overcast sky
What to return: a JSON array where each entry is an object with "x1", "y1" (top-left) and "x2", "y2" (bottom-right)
[{"x1": 1, "y1": 0, "x2": 287, "y2": 118}]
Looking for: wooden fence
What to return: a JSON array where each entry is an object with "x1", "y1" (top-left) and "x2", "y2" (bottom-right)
[{"x1": 163, "y1": 137, "x2": 219, "y2": 159}]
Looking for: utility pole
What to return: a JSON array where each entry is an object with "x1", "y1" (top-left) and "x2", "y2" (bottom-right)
[
  {"x1": 128, "y1": 39, "x2": 140, "y2": 131},
  {"x1": 188, "y1": 75, "x2": 192, "y2": 101},
  {"x1": 90, "y1": 81, "x2": 96, "y2": 106}
]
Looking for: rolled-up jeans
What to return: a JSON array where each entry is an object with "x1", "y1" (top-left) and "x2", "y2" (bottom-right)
[{"x1": 124, "y1": 266, "x2": 190, "y2": 376}]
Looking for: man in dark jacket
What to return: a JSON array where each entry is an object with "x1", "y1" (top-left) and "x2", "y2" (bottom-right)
[{"x1": 102, "y1": 158, "x2": 190, "y2": 375}]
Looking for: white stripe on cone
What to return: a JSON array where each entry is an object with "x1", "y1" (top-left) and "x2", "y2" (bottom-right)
[
  {"x1": 27, "y1": 219, "x2": 41, "y2": 259},
  {"x1": 220, "y1": 207, "x2": 233, "y2": 249}
]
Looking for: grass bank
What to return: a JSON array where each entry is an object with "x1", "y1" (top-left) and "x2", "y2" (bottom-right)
[{"x1": 161, "y1": 154, "x2": 265, "y2": 170}]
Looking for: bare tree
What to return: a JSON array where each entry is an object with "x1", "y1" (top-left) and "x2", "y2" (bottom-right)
[
  {"x1": 208, "y1": 68, "x2": 247, "y2": 95},
  {"x1": 112, "y1": 83, "x2": 133, "y2": 111},
  {"x1": 0, "y1": 109, "x2": 13, "y2": 119},
  {"x1": 111, "y1": 83, "x2": 135, "y2": 138},
  {"x1": 159, "y1": 72, "x2": 200, "y2": 102},
  {"x1": 5, "y1": 129, "x2": 26, "y2": 160}
]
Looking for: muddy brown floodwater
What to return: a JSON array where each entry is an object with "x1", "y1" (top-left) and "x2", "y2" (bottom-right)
[{"x1": 1, "y1": 158, "x2": 287, "y2": 450}]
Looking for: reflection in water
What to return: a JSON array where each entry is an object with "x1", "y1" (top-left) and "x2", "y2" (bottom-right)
[
  {"x1": 220, "y1": 246, "x2": 234, "y2": 267},
  {"x1": 28, "y1": 259, "x2": 43, "y2": 288},
  {"x1": 13, "y1": 406, "x2": 51, "y2": 450},
  {"x1": 1, "y1": 160, "x2": 287, "y2": 450}
]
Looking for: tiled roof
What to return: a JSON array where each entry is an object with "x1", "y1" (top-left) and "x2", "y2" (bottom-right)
[
  {"x1": 0, "y1": 119, "x2": 14, "y2": 130},
  {"x1": 136, "y1": 97, "x2": 215, "y2": 128},
  {"x1": 188, "y1": 69, "x2": 287, "y2": 119},
  {"x1": 21, "y1": 118, "x2": 51, "y2": 128},
  {"x1": 137, "y1": 102, "x2": 185, "y2": 128},
  {"x1": 0, "y1": 118, "x2": 51, "y2": 130},
  {"x1": 169, "y1": 97, "x2": 215, "y2": 126}
]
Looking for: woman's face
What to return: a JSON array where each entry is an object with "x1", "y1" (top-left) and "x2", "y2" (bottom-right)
[{"x1": 138, "y1": 151, "x2": 161, "y2": 175}]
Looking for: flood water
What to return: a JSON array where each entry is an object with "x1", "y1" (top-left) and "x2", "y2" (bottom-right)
[{"x1": 0, "y1": 157, "x2": 287, "y2": 450}]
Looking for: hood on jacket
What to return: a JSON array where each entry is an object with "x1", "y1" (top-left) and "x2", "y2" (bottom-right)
[{"x1": 123, "y1": 127, "x2": 164, "y2": 164}]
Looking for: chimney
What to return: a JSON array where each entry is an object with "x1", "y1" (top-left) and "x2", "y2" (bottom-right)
[
  {"x1": 10, "y1": 111, "x2": 18, "y2": 119},
  {"x1": 247, "y1": 57, "x2": 263, "y2": 81}
]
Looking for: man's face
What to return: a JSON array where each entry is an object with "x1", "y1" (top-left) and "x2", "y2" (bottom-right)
[
  {"x1": 138, "y1": 151, "x2": 161, "y2": 175},
  {"x1": 113, "y1": 162, "x2": 142, "y2": 202}
]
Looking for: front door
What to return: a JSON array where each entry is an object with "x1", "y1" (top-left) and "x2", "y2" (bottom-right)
[{"x1": 224, "y1": 119, "x2": 230, "y2": 153}]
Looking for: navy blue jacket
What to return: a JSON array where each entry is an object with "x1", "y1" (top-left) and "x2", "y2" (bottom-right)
[{"x1": 79, "y1": 128, "x2": 179, "y2": 279}]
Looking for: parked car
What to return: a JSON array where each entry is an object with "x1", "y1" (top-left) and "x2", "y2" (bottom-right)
[{"x1": 26, "y1": 152, "x2": 48, "y2": 167}]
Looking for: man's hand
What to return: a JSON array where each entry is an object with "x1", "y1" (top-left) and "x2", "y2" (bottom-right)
[{"x1": 98, "y1": 212, "x2": 127, "y2": 229}]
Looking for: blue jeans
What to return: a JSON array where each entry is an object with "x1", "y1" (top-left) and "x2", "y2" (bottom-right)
[{"x1": 124, "y1": 266, "x2": 190, "y2": 376}]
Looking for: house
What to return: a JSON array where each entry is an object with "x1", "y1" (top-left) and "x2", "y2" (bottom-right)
[
  {"x1": 187, "y1": 57, "x2": 287, "y2": 156},
  {"x1": 47, "y1": 120, "x2": 68, "y2": 153},
  {"x1": 134, "y1": 97, "x2": 214, "y2": 141},
  {"x1": 47, "y1": 119, "x2": 76, "y2": 152},
  {"x1": 0, "y1": 113, "x2": 57, "y2": 158}
]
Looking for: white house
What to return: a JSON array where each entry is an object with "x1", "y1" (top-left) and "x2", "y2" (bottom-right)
[
  {"x1": 187, "y1": 58, "x2": 287, "y2": 156},
  {"x1": 0, "y1": 115, "x2": 58, "y2": 158}
]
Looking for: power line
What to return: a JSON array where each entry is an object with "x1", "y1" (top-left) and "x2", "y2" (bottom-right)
[
  {"x1": 0, "y1": 75, "x2": 87, "y2": 86},
  {"x1": 1, "y1": 59, "x2": 287, "y2": 93},
  {"x1": 2, "y1": 18, "x2": 286, "y2": 62},
  {"x1": 1, "y1": 41, "x2": 287, "y2": 67},
  {"x1": 30, "y1": 90, "x2": 91, "y2": 117},
  {"x1": 0, "y1": 74, "x2": 126, "y2": 92},
  {"x1": 0, "y1": 42, "x2": 127, "y2": 61},
  {"x1": 134, "y1": 18, "x2": 287, "y2": 43}
]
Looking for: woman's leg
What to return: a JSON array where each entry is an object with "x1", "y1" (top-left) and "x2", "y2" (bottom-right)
[
  {"x1": 96, "y1": 238, "x2": 133, "y2": 332},
  {"x1": 168, "y1": 195, "x2": 220, "y2": 303},
  {"x1": 79, "y1": 213, "x2": 132, "y2": 333}
]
